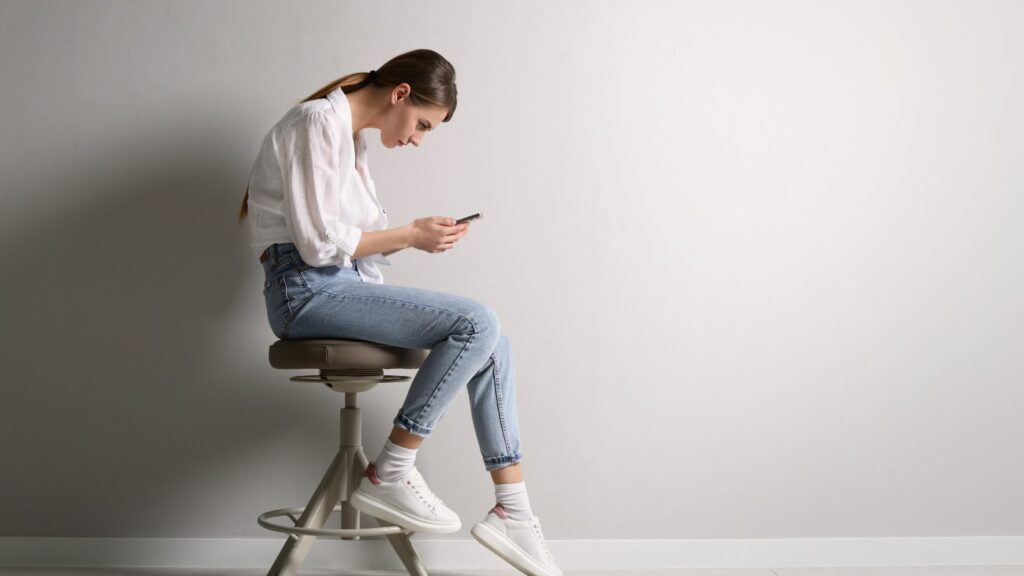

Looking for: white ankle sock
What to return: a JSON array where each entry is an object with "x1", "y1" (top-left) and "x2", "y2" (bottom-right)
[
  {"x1": 374, "y1": 438, "x2": 418, "y2": 483},
  {"x1": 495, "y1": 481, "x2": 534, "y2": 521}
]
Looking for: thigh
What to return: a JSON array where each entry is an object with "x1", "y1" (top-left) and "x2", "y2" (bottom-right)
[{"x1": 287, "y1": 276, "x2": 502, "y2": 350}]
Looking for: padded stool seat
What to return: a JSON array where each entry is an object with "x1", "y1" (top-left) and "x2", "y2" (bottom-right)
[{"x1": 269, "y1": 338, "x2": 429, "y2": 370}]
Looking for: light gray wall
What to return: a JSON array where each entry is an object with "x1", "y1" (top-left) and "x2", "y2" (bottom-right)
[{"x1": 1, "y1": 0, "x2": 1021, "y2": 540}]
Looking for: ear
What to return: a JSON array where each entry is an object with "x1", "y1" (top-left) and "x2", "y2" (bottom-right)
[{"x1": 391, "y1": 83, "x2": 412, "y2": 104}]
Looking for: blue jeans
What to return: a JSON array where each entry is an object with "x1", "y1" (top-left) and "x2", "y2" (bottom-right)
[{"x1": 261, "y1": 242, "x2": 522, "y2": 472}]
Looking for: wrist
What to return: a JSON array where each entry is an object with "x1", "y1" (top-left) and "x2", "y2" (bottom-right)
[{"x1": 401, "y1": 223, "x2": 414, "y2": 249}]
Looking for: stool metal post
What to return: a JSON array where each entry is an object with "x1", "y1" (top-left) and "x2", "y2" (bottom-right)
[{"x1": 339, "y1": 392, "x2": 362, "y2": 539}]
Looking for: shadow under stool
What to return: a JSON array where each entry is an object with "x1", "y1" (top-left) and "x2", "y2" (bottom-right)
[{"x1": 257, "y1": 338, "x2": 431, "y2": 576}]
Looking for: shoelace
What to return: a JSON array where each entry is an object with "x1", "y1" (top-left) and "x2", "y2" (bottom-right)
[
  {"x1": 530, "y1": 517, "x2": 554, "y2": 562},
  {"x1": 404, "y1": 469, "x2": 444, "y2": 511}
]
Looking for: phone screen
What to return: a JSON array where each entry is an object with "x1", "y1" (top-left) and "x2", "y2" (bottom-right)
[{"x1": 456, "y1": 213, "x2": 482, "y2": 224}]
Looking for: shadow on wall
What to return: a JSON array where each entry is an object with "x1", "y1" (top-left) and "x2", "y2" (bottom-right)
[{"x1": 0, "y1": 121, "x2": 349, "y2": 537}]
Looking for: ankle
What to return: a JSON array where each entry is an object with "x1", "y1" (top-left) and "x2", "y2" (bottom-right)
[
  {"x1": 494, "y1": 481, "x2": 533, "y2": 521},
  {"x1": 375, "y1": 438, "x2": 418, "y2": 483},
  {"x1": 389, "y1": 426, "x2": 424, "y2": 450}
]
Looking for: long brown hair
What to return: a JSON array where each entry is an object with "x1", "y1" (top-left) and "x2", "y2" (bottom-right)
[{"x1": 238, "y1": 48, "x2": 458, "y2": 222}]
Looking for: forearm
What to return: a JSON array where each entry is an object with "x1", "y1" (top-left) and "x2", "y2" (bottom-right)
[{"x1": 351, "y1": 225, "x2": 412, "y2": 259}]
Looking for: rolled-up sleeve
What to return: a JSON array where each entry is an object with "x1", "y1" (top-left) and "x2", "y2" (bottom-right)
[{"x1": 278, "y1": 109, "x2": 362, "y2": 267}]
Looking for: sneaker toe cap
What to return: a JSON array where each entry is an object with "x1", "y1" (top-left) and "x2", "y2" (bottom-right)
[{"x1": 435, "y1": 505, "x2": 461, "y2": 525}]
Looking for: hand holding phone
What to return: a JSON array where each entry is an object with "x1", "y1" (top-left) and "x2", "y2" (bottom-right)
[{"x1": 408, "y1": 215, "x2": 478, "y2": 254}]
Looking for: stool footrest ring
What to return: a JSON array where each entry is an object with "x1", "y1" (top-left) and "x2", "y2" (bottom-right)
[{"x1": 258, "y1": 505, "x2": 414, "y2": 539}]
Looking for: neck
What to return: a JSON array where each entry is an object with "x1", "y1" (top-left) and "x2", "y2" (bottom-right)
[{"x1": 345, "y1": 87, "x2": 386, "y2": 135}]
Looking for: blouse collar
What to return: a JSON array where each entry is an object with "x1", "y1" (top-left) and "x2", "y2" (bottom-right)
[{"x1": 326, "y1": 86, "x2": 366, "y2": 155}]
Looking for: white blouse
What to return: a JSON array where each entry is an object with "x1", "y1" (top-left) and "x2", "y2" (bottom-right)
[{"x1": 246, "y1": 86, "x2": 391, "y2": 284}]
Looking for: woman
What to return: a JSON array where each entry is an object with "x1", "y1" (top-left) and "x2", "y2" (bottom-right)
[{"x1": 240, "y1": 49, "x2": 562, "y2": 576}]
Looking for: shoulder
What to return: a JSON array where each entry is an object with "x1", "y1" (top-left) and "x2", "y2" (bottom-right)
[
  {"x1": 296, "y1": 97, "x2": 334, "y2": 117},
  {"x1": 281, "y1": 101, "x2": 342, "y2": 138}
]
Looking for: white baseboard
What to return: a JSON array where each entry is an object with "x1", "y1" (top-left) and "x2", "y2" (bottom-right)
[{"x1": 2, "y1": 536, "x2": 1024, "y2": 569}]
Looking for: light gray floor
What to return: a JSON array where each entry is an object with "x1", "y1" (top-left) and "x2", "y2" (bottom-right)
[{"x1": 2, "y1": 567, "x2": 1024, "y2": 576}]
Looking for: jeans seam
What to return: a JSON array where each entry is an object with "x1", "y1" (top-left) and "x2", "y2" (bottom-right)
[
  {"x1": 416, "y1": 330, "x2": 474, "y2": 426},
  {"x1": 278, "y1": 275, "x2": 294, "y2": 338},
  {"x1": 491, "y1": 350, "x2": 513, "y2": 455},
  {"x1": 316, "y1": 291, "x2": 482, "y2": 334}
]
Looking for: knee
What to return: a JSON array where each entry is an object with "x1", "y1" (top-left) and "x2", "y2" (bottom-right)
[
  {"x1": 493, "y1": 332, "x2": 515, "y2": 359},
  {"x1": 463, "y1": 300, "x2": 501, "y2": 339},
  {"x1": 496, "y1": 332, "x2": 511, "y2": 352}
]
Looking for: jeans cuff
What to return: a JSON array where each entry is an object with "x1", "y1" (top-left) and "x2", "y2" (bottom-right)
[
  {"x1": 483, "y1": 452, "x2": 523, "y2": 472},
  {"x1": 393, "y1": 412, "x2": 433, "y2": 437}
]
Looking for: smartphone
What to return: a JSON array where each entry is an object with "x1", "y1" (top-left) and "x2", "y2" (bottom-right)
[{"x1": 455, "y1": 212, "x2": 482, "y2": 224}]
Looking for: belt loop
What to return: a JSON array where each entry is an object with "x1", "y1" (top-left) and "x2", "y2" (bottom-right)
[{"x1": 268, "y1": 244, "x2": 277, "y2": 266}]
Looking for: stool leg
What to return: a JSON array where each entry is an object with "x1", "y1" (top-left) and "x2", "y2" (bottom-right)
[
  {"x1": 266, "y1": 447, "x2": 348, "y2": 576},
  {"x1": 354, "y1": 447, "x2": 430, "y2": 576}
]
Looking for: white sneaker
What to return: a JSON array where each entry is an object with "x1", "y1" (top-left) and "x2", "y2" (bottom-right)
[
  {"x1": 471, "y1": 503, "x2": 563, "y2": 576},
  {"x1": 349, "y1": 463, "x2": 461, "y2": 533}
]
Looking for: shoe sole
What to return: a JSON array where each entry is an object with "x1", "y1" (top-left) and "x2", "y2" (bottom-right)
[
  {"x1": 349, "y1": 489, "x2": 461, "y2": 534},
  {"x1": 471, "y1": 520, "x2": 558, "y2": 576}
]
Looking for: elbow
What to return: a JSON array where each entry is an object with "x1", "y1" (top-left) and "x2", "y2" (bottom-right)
[{"x1": 328, "y1": 228, "x2": 362, "y2": 261}]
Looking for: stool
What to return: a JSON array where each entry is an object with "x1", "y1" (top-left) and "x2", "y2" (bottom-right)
[{"x1": 257, "y1": 338, "x2": 431, "y2": 576}]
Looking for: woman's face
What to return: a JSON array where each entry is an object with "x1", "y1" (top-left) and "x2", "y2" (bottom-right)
[{"x1": 381, "y1": 83, "x2": 449, "y2": 149}]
